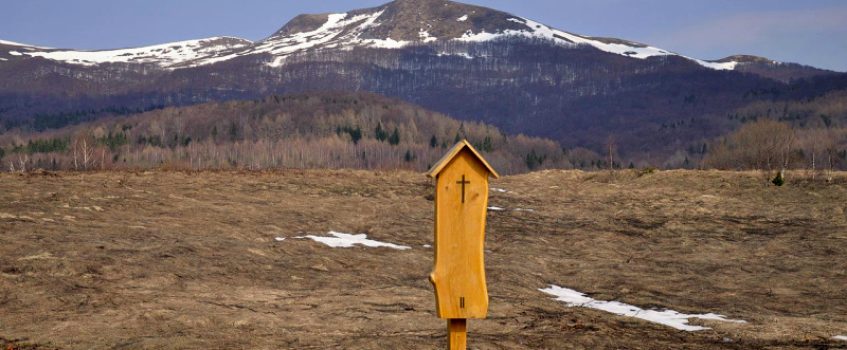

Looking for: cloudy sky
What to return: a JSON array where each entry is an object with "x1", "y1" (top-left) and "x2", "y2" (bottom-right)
[{"x1": 2, "y1": 0, "x2": 845, "y2": 71}]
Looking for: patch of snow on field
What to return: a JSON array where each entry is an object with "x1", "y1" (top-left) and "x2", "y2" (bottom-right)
[
  {"x1": 488, "y1": 206, "x2": 505, "y2": 211},
  {"x1": 540, "y1": 285, "x2": 746, "y2": 331},
  {"x1": 834, "y1": 335, "x2": 847, "y2": 341},
  {"x1": 490, "y1": 187, "x2": 508, "y2": 193},
  {"x1": 274, "y1": 237, "x2": 286, "y2": 242},
  {"x1": 303, "y1": 231, "x2": 410, "y2": 250}
]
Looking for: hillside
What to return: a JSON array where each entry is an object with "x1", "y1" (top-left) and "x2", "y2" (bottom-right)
[
  {"x1": 690, "y1": 89, "x2": 847, "y2": 171},
  {"x1": 1, "y1": 0, "x2": 843, "y2": 166},
  {"x1": 0, "y1": 92, "x2": 568, "y2": 174},
  {"x1": 1, "y1": 170, "x2": 846, "y2": 349},
  {"x1": 7, "y1": 87, "x2": 847, "y2": 172}
]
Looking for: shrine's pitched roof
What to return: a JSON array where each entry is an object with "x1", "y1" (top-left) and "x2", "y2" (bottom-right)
[{"x1": 426, "y1": 139, "x2": 500, "y2": 179}]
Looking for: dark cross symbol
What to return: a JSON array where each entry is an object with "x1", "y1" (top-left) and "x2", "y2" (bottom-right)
[{"x1": 456, "y1": 175, "x2": 470, "y2": 203}]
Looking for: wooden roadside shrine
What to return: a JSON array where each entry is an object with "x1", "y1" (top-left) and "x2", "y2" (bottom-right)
[{"x1": 426, "y1": 140, "x2": 499, "y2": 349}]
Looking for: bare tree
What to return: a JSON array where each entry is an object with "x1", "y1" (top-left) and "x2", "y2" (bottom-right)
[
  {"x1": 606, "y1": 135, "x2": 616, "y2": 180},
  {"x1": 17, "y1": 154, "x2": 28, "y2": 173},
  {"x1": 71, "y1": 132, "x2": 96, "y2": 171},
  {"x1": 705, "y1": 119, "x2": 795, "y2": 170}
]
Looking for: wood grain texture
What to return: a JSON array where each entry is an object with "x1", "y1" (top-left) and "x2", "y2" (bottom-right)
[
  {"x1": 430, "y1": 148, "x2": 490, "y2": 319},
  {"x1": 448, "y1": 319, "x2": 468, "y2": 350}
]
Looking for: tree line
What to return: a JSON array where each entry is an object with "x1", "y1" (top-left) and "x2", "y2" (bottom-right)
[
  {"x1": 3, "y1": 90, "x2": 846, "y2": 174},
  {"x1": 0, "y1": 92, "x2": 569, "y2": 173}
]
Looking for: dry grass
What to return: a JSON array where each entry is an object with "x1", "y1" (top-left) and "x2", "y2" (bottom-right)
[{"x1": 0, "y1": 169, "x2": 846, "y2": 349}]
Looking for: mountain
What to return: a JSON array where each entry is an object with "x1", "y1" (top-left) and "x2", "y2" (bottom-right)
[
  {"x1": 0, "y1": 1, "x2": 777, "y2": 70},
  {"x1": 1, "y1": 0, "x2": 821, "y2": 72},
  {"x1": 1, "y1": 0, "x2": 844, "y2": 166}
]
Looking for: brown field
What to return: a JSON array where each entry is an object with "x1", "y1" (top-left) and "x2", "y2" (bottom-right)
[{"x1": 1, "y1": 169, "x2": 846, "y2": 349}]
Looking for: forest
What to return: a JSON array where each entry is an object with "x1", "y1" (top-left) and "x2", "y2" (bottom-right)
[
  {"x1": 1, "y1": 88, "x2": 846, "y2": 174},
  {"x1": 0, "y1": 92, "x2": 568, "y2": 174},
  {"x1": 696, "y1": 90, "x2": 847, "y2": 174}
]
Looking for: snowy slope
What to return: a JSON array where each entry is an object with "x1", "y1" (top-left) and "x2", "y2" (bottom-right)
[
  {"x1": 1, "y1": 1, "x2": 747, "y2": 71},
  {"x1": 453, "y1": 17, "x2": 738, "y2": 70},
  {"x1": 211, "y1": 10, "x2": 415, "y2": 68},
  {"x1": 0, "y1": 39, "x2": 51, "y2": 48},
  {"x1": 6, "y1": 37, "x2": 251, "y2": 68}
]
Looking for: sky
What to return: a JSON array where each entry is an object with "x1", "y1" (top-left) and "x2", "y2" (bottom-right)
[{"x1": 1, "y1": 0, "x2": 845, "y2": 71}]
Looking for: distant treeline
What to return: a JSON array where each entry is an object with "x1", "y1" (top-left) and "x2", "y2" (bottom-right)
[
  {"x1": 0, "y1": 92, "x2": 569, "y2": 174},
  {"x1": 1, "y1": 104, "x2": 167, "y2": 132},
  {"x1": 2, "y1": 90, "x2": 847, "y2": 174},
  {"x1": 701, "y1": 90, "x2": 847, "y2": 172}
]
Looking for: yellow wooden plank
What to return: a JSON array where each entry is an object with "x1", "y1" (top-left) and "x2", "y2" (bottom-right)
[
  {"x1": 448, "y1": 319, "x2": 467, "y2": 350},
  {"x1": 430, "y1": 149, "x2": 490, "y2": 319}
]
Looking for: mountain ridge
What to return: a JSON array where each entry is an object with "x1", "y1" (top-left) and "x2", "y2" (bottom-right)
[{"x1": 0, "y1": 0, "x2": 829, "y2": 74}]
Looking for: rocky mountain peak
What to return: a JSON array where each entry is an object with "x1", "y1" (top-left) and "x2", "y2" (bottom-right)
[
  {"x1": 716, "y1": 55, "x2": 774, "y2": 64},
  {"x1": 270, "y1": 13, "x2": 333, "y2": 38},
  {"x1": 268, "y1": 0, "x2": 526, "y2": 42},
  {"x1": 370, "y1": 0, "x2": 525, "y2": 41}
]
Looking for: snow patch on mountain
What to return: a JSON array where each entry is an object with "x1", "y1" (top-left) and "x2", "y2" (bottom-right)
[
  {"x1": 0, "y1": 39, "x2": 51, "y2": 49},
  {"x1": 455, "y1": 17, "x2": 739, "y2": 70},
  {"x1": 17, "y1": 37, "x2": 252, "y2": 68},
  {"x1": 457, "y1": 30, "x2": 502, "y2": 42},
  {"x1": 692, "y1": 59, "x2": 738, "y2": 70},
  {"x1": 437, "y1": 51, "x2": 474, "y2": 59},
  {"x1": 419, "y1": 30, "x2": 438, "y2": 43},
  {"x1": 457, "y1": 15, "x2": 469, "y2": 22},
  {"x1": 258, "y1": 10, "x2": 391, "y2": 67},
  {"x1": 0, "y1": 39, "x2": 27, "y2": 46}
]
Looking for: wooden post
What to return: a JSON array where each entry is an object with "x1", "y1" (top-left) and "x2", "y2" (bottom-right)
[
  {"x1": 448, "y1": 319, "x2": 467, "y2": 350},
  {"x1": 427, "y1": 140, "x2": 499, "y2": 349}
]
